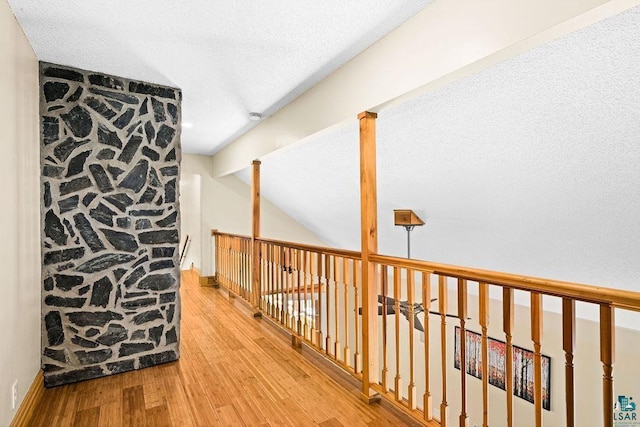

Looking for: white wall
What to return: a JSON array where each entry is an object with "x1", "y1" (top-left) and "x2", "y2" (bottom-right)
[
  {"x1": 179, "y1": 172, "x2": 201, "y2": 271},
  {"x1": 180, "y1": 154, "x2": 325, "y2": 276},
  {"x1": 0, "y1": 1, "x2": 41, "y2": 424}
]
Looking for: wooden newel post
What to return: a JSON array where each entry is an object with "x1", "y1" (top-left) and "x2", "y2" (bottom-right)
[
  {"x1": 359, "y1": 111, "x2": 380, "y2": 403},
  {"x1": 251, "y1": 160, "x2": 262, "y2": 317}
]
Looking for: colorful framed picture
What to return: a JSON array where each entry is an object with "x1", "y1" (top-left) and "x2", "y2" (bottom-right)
[{"x1": 513, "y1": 345, "x2": 551, "y2": 410}]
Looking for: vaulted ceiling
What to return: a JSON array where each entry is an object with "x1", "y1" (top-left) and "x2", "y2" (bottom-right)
[
  {"x1": 236, "y1": 6, "x2": 640, "y2": 298},
  {"x1": 7, "y1": 0, "x2": 432, "y2": 154}
]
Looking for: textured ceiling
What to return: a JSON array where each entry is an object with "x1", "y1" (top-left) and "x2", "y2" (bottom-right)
[
  {"x1": 236, "y1": 6, "x2": 640, "y2": 296},
  {"x1": 7, "y1": 0, "x2": 431, "y2": 155}
]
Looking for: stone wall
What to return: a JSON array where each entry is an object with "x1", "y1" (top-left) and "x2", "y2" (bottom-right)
[{"x1": 40, "y1": 63, "x2": 181, "y2": 387}]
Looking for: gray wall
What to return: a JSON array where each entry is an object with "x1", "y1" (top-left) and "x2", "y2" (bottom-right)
[{"x1": 40, "y1": 63, "x2": 181, "y2": 387}]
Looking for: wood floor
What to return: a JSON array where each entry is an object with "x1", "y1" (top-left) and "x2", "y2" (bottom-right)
[{"x1": 28, "y1": 270, "x2": 419, "y2": 426}]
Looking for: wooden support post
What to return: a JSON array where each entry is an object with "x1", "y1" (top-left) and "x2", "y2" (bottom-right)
[
  {"x1": 251, "y1": 160, "x2": 262, "y2": 317},
  {"x1": 359, "y1": 111, "x2": 380, "y2": 404},
  {"x1": 600, "y1": 304, "x2": 615, "y2": 427},
  {"x1": 562, "y1": 298, "x2": 575, "y2": 427},
  {"x1": 531, "y1": 293, "x2": 543, "y2": 427},
  {"x1": 211, "y1": 229, "x2": 220, "y2": 288}
]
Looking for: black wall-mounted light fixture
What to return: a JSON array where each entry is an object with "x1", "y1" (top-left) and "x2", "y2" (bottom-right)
[{"x1": 394, "y1": 209, "x2": 424, "y2": 259}]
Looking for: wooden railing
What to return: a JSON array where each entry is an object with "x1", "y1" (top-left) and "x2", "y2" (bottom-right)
[{"x1": 213, "y1": 230, "x2": 640, "y2": 427}]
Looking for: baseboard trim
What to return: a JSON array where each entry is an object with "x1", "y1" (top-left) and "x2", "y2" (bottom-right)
[{"x1": 10, "y1": 370, "x2": 44, "y2": 427}]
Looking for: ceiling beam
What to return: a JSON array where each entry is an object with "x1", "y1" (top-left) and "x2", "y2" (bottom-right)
[{"x1": 212, "y1": 0, "x2": 640, "y2": 177}]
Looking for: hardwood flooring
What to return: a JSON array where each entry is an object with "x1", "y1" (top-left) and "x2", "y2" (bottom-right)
[{"x1": 28, "y1": 270, "x2": 419, "y2": 426}]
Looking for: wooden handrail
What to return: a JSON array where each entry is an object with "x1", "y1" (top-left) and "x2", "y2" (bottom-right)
[{"x1": 370, "y1": 253, "x2": 640, "y2": 311}]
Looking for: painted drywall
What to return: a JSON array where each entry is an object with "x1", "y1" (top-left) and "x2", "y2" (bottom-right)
[
  {"x1": 179, "y1": 172, "x2": 201, "y2": 271},
  {"x1": 213, "y1": 0, "x2": 640, "y2": 176},
  {"x1": 180, "y1": 154, "x2": 325, "y2": 276},
  {"x1": 0, "y1": 0, "x2": 41, "y2": 424}
]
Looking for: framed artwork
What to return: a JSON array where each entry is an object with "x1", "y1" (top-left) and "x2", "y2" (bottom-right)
[{"x1": 454, "y1": 327, "x2": 550, "y2": 411}]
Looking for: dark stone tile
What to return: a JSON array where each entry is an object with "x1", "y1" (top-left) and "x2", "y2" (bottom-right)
[
  {"x1": 44, "y1": 66, "x2": 84, "y2": 82},
  {"x1": 149, "y1": 325, "x2": 164, "y2": 346},
  {"x1": 43, "y1": 116, "x2": 60, "y2": 145},
  {"x1": 60, "y1": 176, "x2": 92, "y2": 196},
  {"x1": 113, "y1": 108, "x2": 135, "y2": 130},
  {"x1": 97, "y1": 124, "x2": 122, "y2": 149},
  {"x1": 45, "y1": 247, "x2": 85, "y2": 266},
  {"x1": 144, "y1": 121, "x2": 155, "y2": 144},
  {"x1": 100, "y1": 228, "x2": 139, "y2": 253},
  {"x1": 122, "y1": 297, "x2": 157, "y2": 310},
  {"x1": 85, "y1": 328, "x2": 99, "y2": 337},
  {"x1": 73, "y1": 213, "x2": 105, "y2": 253},
  {"x1": 131, "y1": 329, "x2": 146, "y2": 340},
  {"x1": 132, "y1": 309, "x2": 163, "y2": 325},
  {"x1": 65, "y1": 150, "x2": 91, "y2": 177},
  {"x1": 89, "y1": 202, "x2": 116, "y2": 227},
  {"x1": 126, "y1": 120, "x2": 142, "y2": 137},
  {"x1": 150, "y1": 260, "x2": 174, "y2": 271},
  {"x1": 43, "y1": 164, "x2": 64, "y2": 178},
  {"x1": 43, "y1": 182, "x2": 52, "y2": 207},
  {"x1": 119, "y1": 342, "x2": 154, "y2": 357},
  {"x1": 54, "y1": 274, "x2": 84, "y2": 291},
  {"x1": 45, "y1": 366, "x2": 105, "y2": 388},
  {"x1": 104, "y1": 193, "x2": 134, "y2": 212},
  {"x1": 167, "y1": 103, "x2": 178, "y2": 125},
  {"x1": 54, "y1": 136, "x2": 90, "y2": 162},
  {"x1": 107, "y1": 166, "x2": 126, "y2": 180},
  {"x1": 44, "y1": 209, "x2": 68, "y2": 246},
  {"x1": 139, "y1": 98, "x2": 148, "y2": 115},
  {"x1": 62, "y1": 218, "x2": 75, "y2": 237},
  {"x1": 155, "y1": 211, "x2": 177, "y2": 228},
  {"x1": 89, "y1": 87, "x2": 139, "y2": 105},
  {"x1": 141, "y1": 146, "x2": 159, "y2": 161},
  {"x1": 90, "y1": 276, "x2": 113, "y2": 308},
  {"x1": 129, "y1": 82, "x2": 176, "y2": 99},
  {"x1": 138, "y1": 187, "x2": 157, "y2": 204},
  {"x1": 45, "y1": 311, "x2": 65, "y2": 346},
  {"x1": 48, "y1": 105, "x2": 64, "y2": 112},
  {"x1": 149, "y1": 167, "x2": 162, "y2": 187},
  {"x1": 106, "y1": 359, "x2": 134, "y2": 374},
  {"x1": 78, "y1": 285, "x2": 90, "y2": 295},
  {"x1": 67, "y1": 311, "x2": 123, "y2": 327},
  {"x1": 44, "y1": 277, "x2": 54, "y2": 291},
  {"x1": 165, "y1": 327, "x2": 177, "y2": 345},
  {"x1": 89, "y1": 74, "x2": 124, "y2": 90},
  {"x1": 129, "y1": 209, "x2": 164, "y2": 216},
  {"x1": 44, "y1": 81, "x2": 70, "y2": 102},
  {"x1": 75, "y1": 349, "x2": 113, "y2": 365},
  {"x1": 56, "y1": 262, "x2": 76, "y2": 272},
  {"x1": 113, "y1": 268, "x2": 127, "y2": 281},
  {"x1": 71, "y1": 335, "x2": 98, "y2": 348},
  {"x1": 105, "y1": 99, "x2": 123, "y2": 111},
  {"x1": 124, "y1": 291, "x2": 148, "y2": 298},
  {"x1": 75, "y1": 253, "x2": 136, "y2": 274},
  {"x1": 164, "y1": 178, "x2": 176, "y2": 203},
  {"x1": 135, "y1": 219, "x2": 152, "y2": 230},
  {"x1": 160, "y1": 166, "x2": 178, "y2": 176},
  {"x1": 44, "y1": 347, "x2": 67, "y2": 363},
  {"x1": 138, "y1": 230, "x2": 178, "y2": 244},
  {"x1": 118, "y1": 159, "x2": 148, "y2": 193},
  {"x1": 138, "y1": 350, "x2": 177, "y2": 369},
  {"x1": 164, "y1": 148, "x2": 176, "y2": 162},
  {"x1": 132, "y1": 255, "x2": 149, "y2": 268},
  {"x1": 85, "y1": 97, "x2": 117, "y2": 120},
  {"x1": 96, "y1": 323, "x2": 128, "y2": 346},
  {"x1": 58, "y1": 196, "x2": 79, "y2": 214},
  {"x1": 44, "y1": 296, "x2": 86, "y2": 308},
  {"x1": 96, "y1": 148, "x2": 116, "y2": 160},
  {"x1": 123, "y1": 266, "x2": 146, "y2": 288},
  {"x1": 137, "y1": 273, "x2": 176, "y2": 291},
  {"x1": 89, "y1": 164, "x2": 114, "y2": 193},
  {"x1": 82, "y1": 192, "x2": 97, "y2": 207},
  {"x1": 116, "y1": 217, "x2": 131, "y2": 229},
  {"x1": 151, "y1": 98, "x2": 165, "y2": 122},
  {"x1": 117, "y1": 134, "x2": 143, "y2": 164},
  {"x1": 155, "y1": 124, "x2": 175, "y2": 148},
  {"x1": 61, "y1": 105, "x2": 93, "y2": 138},
  {"x1": 167, "y1": 304, "x2": 176, "y2": 323},
  {"x1": 44, "y1": 364, "x2": 65, "y2": 372},
  {"x1": 159, "y1": 292, "x2": 176, "y2": 304},
  {"x1": 66, "y1": 86, "x2": 83, "y2": 103}
]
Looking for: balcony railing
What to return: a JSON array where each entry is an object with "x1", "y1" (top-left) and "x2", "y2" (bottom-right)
[{"x1": 213, "y1": 230, "x2": 640, "y2": 427}]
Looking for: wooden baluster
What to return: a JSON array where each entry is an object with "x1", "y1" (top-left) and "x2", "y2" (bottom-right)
[
  {"x1": 354, "y1": 259, "x2": 361, "y2": 374},
  {"x1": 407, "y1": 270, "x2": 417, "y2": 411},
  {"x1": 317, "y1": 252, "x2": 323, "y2": 348},
  {"x1": 479, "y1": 282, "x2": 490, "y2": 427},
  {"x1": 325, "y1": 254, "x2": 332, "y2": 355},
  {"x1": 303, "y1": 250, "x2": 309, "y2": 340},
  {"x1": 334, "y1": 256, "x2": 340, "y2": 359},
  {"x1": 458, "y1": 279, "x2": 469, "y2": 427},
  {"x1": 285, "y1": 248, "x2": 291, "y2": 328},
  {"x1": 423, "y1": 272, "x2": 432, "y2": 421},
  {"x1": 343, "y1": 257, "x2": 350, "y2": 367},
  {"x1": 296, "y1": 249, "x2": 302, "y2": 336},
  {"x1": 562, "y1": 298, "x2": 575, "y2": 427},
  {"x1": 503, "y1": 287, "x2": 514, "y2": 427},
  {"x1": 267, "y1": 244, "x2": 273, "y2": 316},
  {"x1": 310, "y1": 252, "x2": 318, "y2": 346},
  {"x1": 439, "y1": 275, "x2": 449, "y2": 427},
  {"x1": 278, "y1": 246, "x2": 284, "y2": 323},
  {"x1": 600, "y1": 304, "x2": 615, "y2": 427},
  {"x1": 531, "y1": 292, "x2": 543, "y2": 427},
  {"x1": 381, "y1": 266, "x2": 389, "y2": 392},
  {"x1": 394, "y1": 267, "x2": 402, "y2": 402}
]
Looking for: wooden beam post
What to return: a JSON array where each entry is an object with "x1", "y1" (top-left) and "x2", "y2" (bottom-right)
[
  {"x1": 359, "y1": 111, "x2": 380, "y2": 403},
  {"x1": 251, "y1": 160, "x2": 262, "y2": 317}
]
